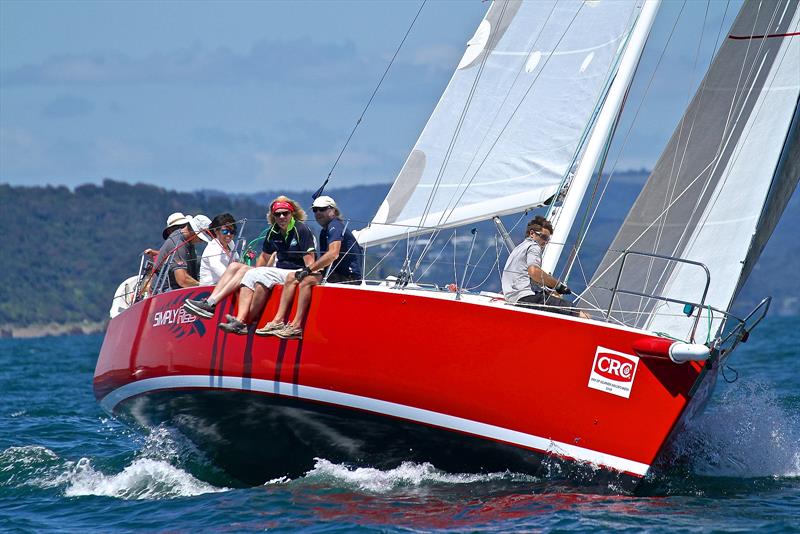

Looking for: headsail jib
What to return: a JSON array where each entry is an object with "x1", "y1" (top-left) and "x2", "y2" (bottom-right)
[
  {"x1": 585, "y1": 0, "x2": 800, "y2": 340},
  {"x1": 357, "y1": 0, "x2": 652, "y2": 247}
]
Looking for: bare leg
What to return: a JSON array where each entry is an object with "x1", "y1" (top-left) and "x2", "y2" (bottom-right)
[
  {"x1": 210, "y1": 263, "x2": 251, "y2": 302},
  {"x1": 271, "y1": 273, "x2": 299, "y2": 323},
  {"x1": 234, "y1": 286, "x2": 255, "y2": 323},
  {"x1": 289, "y1": 276, "x2": 320, "y2": 327},
  {"x1": 248, "y1": 284, "x2": 271, "y2": 324}
]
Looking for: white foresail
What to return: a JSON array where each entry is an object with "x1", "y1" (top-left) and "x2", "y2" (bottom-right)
[
  {"x1": 356, "y1": 0, "x2": 647, "y2": 246},
  {"x1": 541, "y1": 0, "x2": 660, "y2": 274},
  {"x1": 586, "y1": 0, "x2": 800, "y2": 341}
]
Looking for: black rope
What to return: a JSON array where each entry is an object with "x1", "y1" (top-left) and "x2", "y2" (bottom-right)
[
  {"x1": 313, "y1": 0, "x2": 427, "y2": 200},
  {"x1": 722, "y1": 364, "x2": 739, "y2": 383}
]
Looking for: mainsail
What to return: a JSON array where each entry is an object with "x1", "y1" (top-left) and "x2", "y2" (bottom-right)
[
  {"x1": 585, "y1": 0, "x2": 800, "y2": 340},
  {"x1": 357, "y1": 0, "x2": 651, "y2": 246}
]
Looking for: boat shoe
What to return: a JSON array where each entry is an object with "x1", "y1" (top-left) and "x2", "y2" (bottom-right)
[
  {"x1": 218, "y1": 318, "x2": 247, "y2": 335},
  {"x1": 184, "y1": 299, "x2": 216, "y2": 319},
  {"x1": 255, "y1": 321, "x2": 285, "y2": 336},
  {"x1": 274, "y1": 324, "x2": 303, "y2": 340}
]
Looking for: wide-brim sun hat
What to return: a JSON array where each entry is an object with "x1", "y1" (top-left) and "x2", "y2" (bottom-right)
[
  {"x1": 189, "y1": 215, "x2": 213, "y2": 242},
  {"x1": 162, "y1": 212, "x2": 191, "y2": 239},
  {"x1": 312, "y1": 196, "x2": 337, "y2": 209}
]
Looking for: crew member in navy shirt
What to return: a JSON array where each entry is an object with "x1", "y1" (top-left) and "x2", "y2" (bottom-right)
[
  {"x1": 260, "y1": 195, "x2": 362, "y2": 340},
  {"x1": 216, "y1": 197, "x2": 316, "y2": 334}
]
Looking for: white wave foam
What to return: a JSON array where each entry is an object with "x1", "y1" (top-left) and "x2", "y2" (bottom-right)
[
  {"x1": 61, "y1": 457, "x2": 224, "y2": 499},
  {"x1": 305, "y1": 458, "x2": 523, "y2": 493},
  {"x1": 2, "y1": 440, "x2": 225, "y2": 499},
  {"x1": 1, "y1": 445, "x2": 59, "y2": 468},
  {"x1": 673, "y1": 382, "x2": 800, "y2": 478}
]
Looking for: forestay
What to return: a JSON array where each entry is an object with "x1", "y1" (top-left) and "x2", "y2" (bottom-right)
[
  {"x1": 356, "y1": 0, "x2": 647, "y2": 246},
  {"x1": 585, "y1": 0, "x2": 800, "y2": 340}
]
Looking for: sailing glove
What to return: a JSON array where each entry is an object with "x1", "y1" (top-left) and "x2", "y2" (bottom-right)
[
  {"x1": 295, "y1": 266, "x2": 312, "y2": 282},
  {"x1": 555, "y1": 282, "x2": 571, "y2": 295}
]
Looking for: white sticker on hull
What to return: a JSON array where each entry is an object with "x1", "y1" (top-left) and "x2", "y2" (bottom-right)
[{"x1": 588, "y1": 346, "x2": 639, "y2": 399}]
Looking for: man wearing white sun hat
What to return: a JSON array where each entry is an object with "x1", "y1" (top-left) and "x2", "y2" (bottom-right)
[{"x1": 154, "y1": 214, "x2": 213, "y2": 289}]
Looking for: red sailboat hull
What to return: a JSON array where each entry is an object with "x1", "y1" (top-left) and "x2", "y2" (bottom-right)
[{"x1": 94, "y1": 284, "x2": 712, "y2": 487}]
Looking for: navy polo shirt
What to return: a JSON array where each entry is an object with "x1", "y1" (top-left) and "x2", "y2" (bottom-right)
[
  {"x1": 262, "y1": 221, "x2": 316, "y2": 269},
  {"x1": 320, "y1": 218, "x2": 362, "y2": 278}
]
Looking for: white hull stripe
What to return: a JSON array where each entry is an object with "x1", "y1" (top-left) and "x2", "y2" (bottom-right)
[{"x1": 101, "y1": 375, "x2": 651, "y2": 477}]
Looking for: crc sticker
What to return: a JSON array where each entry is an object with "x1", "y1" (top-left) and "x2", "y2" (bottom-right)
[{"x1": 587, "y1": 346, "x2": 640, "y2": 399}]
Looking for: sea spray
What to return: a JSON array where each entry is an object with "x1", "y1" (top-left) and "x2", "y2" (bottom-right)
[
  {"x1": 0, "y1": 430, "x2": 227, "y2": 500},
  {"x1": 672, "y1": 381, "x2": 800, "y2": 479},
  {"x1": 62, "y1": 457, "x2": 222, "y2": 499},
  {"x1": 302, "y1": 458, "x2": 534, "y2": 493}
]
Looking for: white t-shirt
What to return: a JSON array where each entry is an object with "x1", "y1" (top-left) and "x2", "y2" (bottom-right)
[{"x1": 199, "y1": 238, "x2": 238, "y2": 285}]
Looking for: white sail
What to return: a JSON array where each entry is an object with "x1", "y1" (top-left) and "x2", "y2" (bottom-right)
[
  {"x1": 541, "y1": 0, "x2": 660, "y2": 274},
  {"x1": 357, "y1": 0, "x2": 648, "y2": 246},
  {"x1": 586, "y1": 0, "x2": 800, "y2": 341}
]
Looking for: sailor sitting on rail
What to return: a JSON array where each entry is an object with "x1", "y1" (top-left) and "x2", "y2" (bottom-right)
[
  {"x1": 143, "y1": 211, "x2": 192, "y2": 259},
  {"x1": 257, "y1": 195, "x2": 362, "y2": 340},
  {"x1": 198, "y1": 212, "x2": 239, "y2": 286},
  {"x1": 184, "y1": 197, "x2": 315, "y2": 335},
  {"x1": 501, "y1": 215, "x2": 586, "y2": 318},
  {"x1": 216, "y1": 197, "x2": 315, "y2": 335},
  {"x1": 153, "y1": 214, "x2": 212, "y2": 289}
]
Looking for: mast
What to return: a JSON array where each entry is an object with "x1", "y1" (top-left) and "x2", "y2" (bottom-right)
[{"x1": 541, "y1": 0, "x2": 661, "y2": 276}]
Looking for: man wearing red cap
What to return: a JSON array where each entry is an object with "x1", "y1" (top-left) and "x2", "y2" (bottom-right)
[
  {"x1": 258, "y1": 195, "x2": 362, "y2": 339},
  {"x1": 183, "y1": 197, "x2": 315, "y2": 330}
]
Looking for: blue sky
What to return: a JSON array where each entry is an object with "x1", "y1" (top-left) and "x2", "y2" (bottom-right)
[{"x1": 1, "y1": 0, "x2": 742, "y2": 193}]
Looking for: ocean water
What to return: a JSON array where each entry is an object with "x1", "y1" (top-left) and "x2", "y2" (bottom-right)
[{"x1": 1, "y1": 318, "x2": 798, "y2": 533}]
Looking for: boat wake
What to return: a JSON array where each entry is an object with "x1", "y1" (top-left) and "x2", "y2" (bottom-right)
[
  {"x1": 4, "y1": 380, "x2": 795, "y2": 502},
  {"x1": 290, "y1": 381, "x2": 799, "y2": 499},
  {"x1": 0, "y1": 428, "x2": 226, "y2": 500},
  {"x1": 293, "y1": 458, "x2": 536, "y2": 493}
]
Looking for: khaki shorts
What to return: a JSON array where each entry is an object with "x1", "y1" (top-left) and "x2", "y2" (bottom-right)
[{"x1": 240, "y1": 267, "x2": 295, "y2": 290}]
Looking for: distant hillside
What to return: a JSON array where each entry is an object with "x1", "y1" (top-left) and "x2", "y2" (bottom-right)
[
  {"x1": 0, "y1": 177, "x2": 797, "y2": 331},
  {"x1": 0, "y1": 180, "x2": 389, "y2": 328}
]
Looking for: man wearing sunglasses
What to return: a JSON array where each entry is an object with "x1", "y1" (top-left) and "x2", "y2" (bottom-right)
[
  {"x1": 259, "y1": 195, "x2": 362, "y2": 340},
  {"x1": 501, "y1": 215, "x2": 583, "y2": 317},
  {"x1": 199, "y1": 212, "x2": 239, "y2": 285},
  {"x1": 186, "y1": 196, "x2": 316, "y2": 334}
]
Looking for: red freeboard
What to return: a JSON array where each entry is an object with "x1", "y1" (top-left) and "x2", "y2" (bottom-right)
[{"x1": 95, "y1": 284, "x2": 709, "y2": 481}]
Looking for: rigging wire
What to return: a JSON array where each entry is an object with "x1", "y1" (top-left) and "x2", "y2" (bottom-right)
[
  {"x1": 573, "y1": 0, "x2": 697, "y2": 315},
  {"x1": 415, "y1": 231, "x2": 456, "y2": 282},
  {"x1": 312, "y1": 0, "x2": 427, "y2": 199},
  {"x1": 411, "y1": 1, "x2": 511, "y2": 265},
  {"x1": 633, "y1": 0, "x2": 783, "y2": 324},
  {"x1": 413, "y1": 2, "x2": 584, "y2": 274},
  {"x1": 432, "y1": 4, "x2": 586, "y2": 242},
  {"x1": 365, "y1": 239, "x2": 402, "y2": 279},
  {"x1": 465, "y1": 236, "x2": 502, "y2": 291}
]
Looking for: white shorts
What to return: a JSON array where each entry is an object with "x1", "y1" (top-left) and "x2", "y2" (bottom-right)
[{"x1": 240, "y1": 267, "x2": 295, "y2": 290}]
